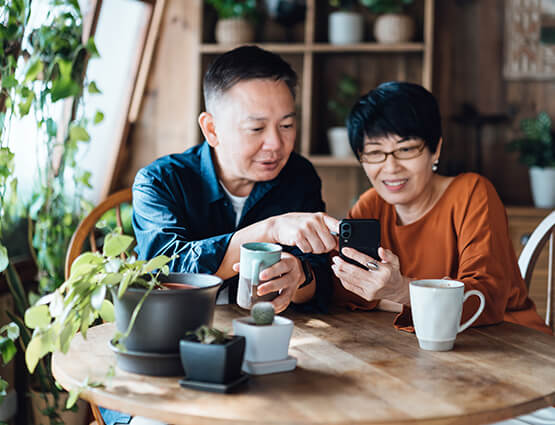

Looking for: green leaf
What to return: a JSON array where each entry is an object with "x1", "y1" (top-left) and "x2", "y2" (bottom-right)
[
  {"x1": 51, "y1": 77, "x2": 80, "y2": 102},
  {"x1": 86, "y1": 38, "x2": 100, "y2": 57},
  {"x1": 70, "y1": 252, "x2": 103, "y2": 276},
  {"x1": 1, "y1": 74, "x2": 17, "y2": 89},
  {"x1": 66, "y1": 388, "x2": 81, "y2": 409},
  {"x1": 0, "y1": 245, "x2": 8, "y2": 273},
  {"x1": 91, "y1": 285, "x2": 106, "y2": 310},
  {"x1": 69, "y1": 125, "x2": 90, "y2": 142},
  {"x1": 46, "y1": 118, "x2": 57, "y2": 138},
  {"x1": 101, "y1": 273, "x2": 123, "y2": 285},
  {"x1": 88, "y1": 81, "x2": 102, "y2": 94},
  {"x1": 2, "y1": 323, "x2": 19, "y2": 340},
  {"x1": 24, "y1": 305, "x2": 51, "y2": 329},
  {"x1": 117, "y1": 271, "x2": 133, "y2": 298},
  {"x1": 93, "y1": 110, "x2": 104, "y2": 124},
  {"x1": 99, "y1": 300, "x2": 115, "y2": 322},
  {"x1": 18, "y1": 90, "x2": 34, "y2": 116},
  {"x1": 24, "y1": 58, "x2": 43, "y2": 82},
  {"x1": 0, "y1": 338, "x2": 17, "y2": 364},
  {"x1": 142, "y1": 255, "x2": 172, "y2": 273},
  {"x1": 103, "y1": 233, "x2": 133, "y2": 257},
  {"x1": 25, "y1": 333, "x2": 50, "y2": 373}
]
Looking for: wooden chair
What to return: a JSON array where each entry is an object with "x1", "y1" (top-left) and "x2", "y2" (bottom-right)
[
  {"x1": 65, "y1": 187, "x2": 132, "y2": 280},
  {"x1": 64, "y1": 188, "x2": 132, "y2": 425},
  {"x1": 518, "y1": 210, "x2": 555, "y2": 331}
]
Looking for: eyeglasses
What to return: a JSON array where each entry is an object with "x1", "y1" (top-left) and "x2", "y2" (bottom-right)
[{"x1": 359, "y1": 141, "x2": 426, "y2": 164}]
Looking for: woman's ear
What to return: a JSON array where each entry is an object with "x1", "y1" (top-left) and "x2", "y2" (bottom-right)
[
  {"x1": 198, "y1": 112, "x2": 219, "y2": 147},
  {"x1": 433, "y1": 137, "x2": 443, "y2": 162}
]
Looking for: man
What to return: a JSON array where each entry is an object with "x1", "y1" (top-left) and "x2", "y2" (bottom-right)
[{"x1": 132, "y1": 45, "x2": 338, "y2": 314}]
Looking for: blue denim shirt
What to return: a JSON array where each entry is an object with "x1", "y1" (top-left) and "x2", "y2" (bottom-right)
[{"x1": 132, "y1": 141, "x2": 332, "y2": 312}]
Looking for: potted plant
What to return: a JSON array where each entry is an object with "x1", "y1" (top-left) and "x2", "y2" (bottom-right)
[
  {"x1": 328, "y1": 0, "x2": 364, "y2": 45},
  {"x1": 206, "y1": 0, "x2": 257, "y2": 44},
  {"x1": 360, "y1": 0, "x2": 415, "y2": 43},
  {"x1": 327, "y1": 74, "x2": 359, "y2": 158},
  {"x1": 232, "y1": 302, "x2": 296, "y2": 375},
  {"x1": 508, "y1": 111, "x2": 555, "y2": 208},
  {"x1": 179, "y1": 325, "x2": 247, "y2": 393},
  {"x1": 23, "y1": 231, "x2": 222, "y2": 378}
]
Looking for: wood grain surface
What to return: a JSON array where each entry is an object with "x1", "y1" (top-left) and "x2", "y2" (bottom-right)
[{"x1": 52, "y1": 306, "x2": 555, "y2": 425}]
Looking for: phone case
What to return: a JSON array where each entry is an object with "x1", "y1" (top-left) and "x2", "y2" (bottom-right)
[{"x1": 339, "y1": 219, "x2": 380, "y2": 266}]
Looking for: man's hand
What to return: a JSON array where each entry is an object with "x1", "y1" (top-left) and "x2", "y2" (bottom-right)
[
  {"x1": 269, "y1": 212, "x2": 339, "y2": 254},
  {"x1": 233, "y1": 252, "x2": 305, "y2": 313},
  {"x1": 331, "y1": 246, "x2": 410, "y2": 305}
]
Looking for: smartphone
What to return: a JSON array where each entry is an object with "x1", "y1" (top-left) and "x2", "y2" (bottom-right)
[{"x1": 339, "y1": 219, "x2": 380, "y2": 267}]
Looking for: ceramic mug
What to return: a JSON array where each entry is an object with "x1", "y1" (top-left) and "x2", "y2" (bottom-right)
[
  {"x1": 237, "y1": 242, "x2": 282, "y2": 309},
  {"x1": 409, "y1": 279, "x2": 485, "y2": 351}
]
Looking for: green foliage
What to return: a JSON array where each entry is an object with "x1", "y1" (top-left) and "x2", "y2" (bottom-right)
[
  {"x1": 24, "y1": 231, "x2": 174, "y2": 373},
  {"x1": 329, "y1": 0, "x2": 359, "y2": 10},
  {"x1": 359, "y1": 0, "x2": 414, "y2": 14},
  {"x1": 206, "y1": 0, "x2": 257, "y2": 19},
  {"x1": 251, "y1": 301, "x2": 275, "y2": 325},
  {"x1": 327, "y1": 74, "x2": 359, "y2": 127},
  {"x1": 507, "y1": 111, "x2": 555, "y2": 168},
  {"x1": 187, "y1": 325, "x2": 231, "y2": 344}
]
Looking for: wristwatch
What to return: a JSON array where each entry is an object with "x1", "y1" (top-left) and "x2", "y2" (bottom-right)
[{"x1": 298, "y1": 259, "x2": 314, "y2": 289}]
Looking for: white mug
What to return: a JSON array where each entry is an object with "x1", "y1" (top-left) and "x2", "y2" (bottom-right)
[{"x1": 409, "y1": 279, "x2": 485, "y2": 351}]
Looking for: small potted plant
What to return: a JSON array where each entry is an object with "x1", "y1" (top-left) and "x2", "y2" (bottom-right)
[
  {"x1": 508, "y1": 111, "x2": 555, "y2": 208},
  {"x1": 232, "y1": 302, "x2": 296, "y2": 375},
  {"x1": 179, "y1": 325, "x2": 247, "y2": 393},
  {"x1": 327, "y1": 74, "x2": 359, "y2": 158},
  {"x1": 23, "y1": 231, "x2": 222, "y2": 376},
  {"x1": 360, "y1": 0, "x2": 415, "y2": 43},
  {"x1": 328, "y1": 0, "x2": 364, "y2": 44},
  {"x1": 206, "y1": 0, "x2": 257, "y2": 44}
]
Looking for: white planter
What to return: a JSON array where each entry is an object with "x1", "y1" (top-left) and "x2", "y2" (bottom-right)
[
  {"x1": 529, "y1": 166, "x2": 555, "y2": 208},
  {"x1": 232, "y1": 316, "x2": 293, "y2": 363},
  {"x1": 374, "y1": 13, "x2": 415, "y2": 43},
  {"x1": 328, "y1": 11, "x2": 364, "y2": 44},
  {"x1": 327, "y1": 127, "x2": 353, "y2": 158},
  {"x1": 215, "y1": 18, "x2": 254, "y2": 44}
]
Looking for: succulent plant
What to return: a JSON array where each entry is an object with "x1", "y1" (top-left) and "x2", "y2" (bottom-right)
[
  {"x1": 188, "y1": 325, "x2": 231, "y2": 344},
  {"x1": 251, "y1": 302, "x2": 275, "y2": 325}
]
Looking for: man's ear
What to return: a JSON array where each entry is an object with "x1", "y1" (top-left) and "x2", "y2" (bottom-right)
[{"x1": 198, "y1": 112, "x2": 219, "y2": 147}]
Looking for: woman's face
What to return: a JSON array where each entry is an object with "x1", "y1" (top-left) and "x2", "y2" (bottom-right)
[{"x1": 360, "y1": 134, "x2": 441, "y2": 208}]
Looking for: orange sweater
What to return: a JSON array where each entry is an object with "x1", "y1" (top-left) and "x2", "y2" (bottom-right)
[{"x1": 333, "y1": 173, "x2": 552, "y2": 335}]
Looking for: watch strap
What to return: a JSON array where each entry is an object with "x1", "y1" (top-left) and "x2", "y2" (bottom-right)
[{"x1": 298, "y1": 259, "x2": 314, "y2": 289}]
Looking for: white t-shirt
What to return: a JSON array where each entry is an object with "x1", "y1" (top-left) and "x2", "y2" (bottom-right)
[{"x1": 217, "y1": 181, "x2": 249, "y2": 304}]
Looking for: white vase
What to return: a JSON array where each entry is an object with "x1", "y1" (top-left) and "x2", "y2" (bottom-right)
[
  {"x1": 215, "y1": 18, "x2": 254, "y2": 44},
  {"x1": 529, "y1": 166, "x2": 555, "y2": 208},
  {"x1": 328, "y1": 11, "x2": 364, "y2": 44},
  {"x1": 232, "y1": 316, "x2": 293, "y2": 363},
  {"x1": 374, "y1": 13, "x2": 415, "y2": 43},
  {"x1": 327, "y1": 127, "x2": 353, "y2": 158}
]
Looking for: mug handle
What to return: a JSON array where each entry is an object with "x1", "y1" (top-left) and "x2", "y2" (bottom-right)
[
  {"x1": 458, "y1": 290, "x2": 486, "y2": 333},
  {"x1": 250, "y1": 259, "x2": 262, "y2": 300}
]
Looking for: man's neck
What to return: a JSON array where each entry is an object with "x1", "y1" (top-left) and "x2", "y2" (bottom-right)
[{"x1": 211, "y1": 149, "x2": 254, "y2": 197}]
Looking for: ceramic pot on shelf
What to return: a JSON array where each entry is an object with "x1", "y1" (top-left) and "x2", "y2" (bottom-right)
[
  {"x1": 373, "y1": 13, "x2": 415, "y2": 43},
  {"x1": 215, "y1": 18, "x2": 254, "y2": 44},
  {"x1": 328, "y1": 11, "x2": 364, "y2": 45}
]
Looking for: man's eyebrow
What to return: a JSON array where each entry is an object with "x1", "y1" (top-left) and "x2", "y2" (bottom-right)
[{"x1": 281, "y1": 112, "x2": 296, "y2": 120}]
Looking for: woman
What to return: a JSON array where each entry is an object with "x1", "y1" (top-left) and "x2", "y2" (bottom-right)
[{"x1": 331, "y1": 81, "x2": 551, "y2": 336}]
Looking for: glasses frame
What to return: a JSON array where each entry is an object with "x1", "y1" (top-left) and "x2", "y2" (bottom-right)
[{"x1": 358, "y1": 139, "x2": 427, "y2": 164}]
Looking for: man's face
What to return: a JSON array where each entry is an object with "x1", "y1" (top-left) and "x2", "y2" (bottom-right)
[{"x1": 208, "y1": 79, "x2": 297, "y2": 189}]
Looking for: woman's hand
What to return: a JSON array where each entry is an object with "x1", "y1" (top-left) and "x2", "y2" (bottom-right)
[
  {"x1": 331, "y1": 246, "x2": 410, "y2": 304},
  {"x1": 232, "y1": 252, "x2": 305, "y2": 313}
]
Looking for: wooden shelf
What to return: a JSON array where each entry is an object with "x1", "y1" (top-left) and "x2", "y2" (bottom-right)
[
  {"x1": 200, "y1": 43, "x2": 425, "y2": 54},
  {"x1": 308, "y1": 155, "x2": 360, "y2": 167}
]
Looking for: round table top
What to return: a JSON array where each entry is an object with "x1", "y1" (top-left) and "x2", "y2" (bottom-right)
[{"x1": 52, "y1": 305, "x2": 555, "y2": 425}]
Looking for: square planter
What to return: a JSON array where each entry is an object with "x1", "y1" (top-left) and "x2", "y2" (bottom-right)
[
  {"x1": 233, "y1": 316, "x2": 293, "y2": 363},
  {"x1": 179, "y1": 335, "x2": 245, "y2": 384}
]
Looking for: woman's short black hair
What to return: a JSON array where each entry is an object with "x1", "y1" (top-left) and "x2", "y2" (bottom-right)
[
  {"x1": 346, "y1": 81, "x2": 442, "y2": 158},
  {"x1": 203, "y1": 45, "x2": 297, "y2": 112}
]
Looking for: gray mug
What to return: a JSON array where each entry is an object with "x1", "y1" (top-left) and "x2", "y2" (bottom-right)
[{"x1": 237, "y1": 242, "x2": 282, "y2": 309}]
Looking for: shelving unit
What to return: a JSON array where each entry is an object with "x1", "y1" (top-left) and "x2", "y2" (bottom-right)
[{"x1": 189, "y1": 0, "x2": 434, "y2": 216}]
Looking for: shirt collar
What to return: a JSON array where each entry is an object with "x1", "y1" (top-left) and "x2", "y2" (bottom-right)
[{"x1": 199, "y1": 140, "x2": 284, "y2": 205}]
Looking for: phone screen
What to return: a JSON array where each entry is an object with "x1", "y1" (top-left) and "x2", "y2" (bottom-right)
[{"x1": 339, "y1": 219, "x2": 380, "y2": 266}]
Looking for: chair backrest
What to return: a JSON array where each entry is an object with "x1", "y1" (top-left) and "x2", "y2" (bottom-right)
[
  {"x1": 64, "y1": 188, "x2": 132, "y2": 279},
  {"x1": 518, "y1": 210, "x2": 555, "y2": 330}
]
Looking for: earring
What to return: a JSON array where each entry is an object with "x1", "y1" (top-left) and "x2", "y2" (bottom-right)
[{"x1": 432, "y1": 160, "x2": 439, "y2": 172}]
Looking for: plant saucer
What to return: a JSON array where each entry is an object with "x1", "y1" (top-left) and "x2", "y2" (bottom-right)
[
  {"x1": 178, "y1": 373, "x2": 249, "y2": 393},
  {"x1": 242, "y1": 355, "x2": 297, "y2": 375}
]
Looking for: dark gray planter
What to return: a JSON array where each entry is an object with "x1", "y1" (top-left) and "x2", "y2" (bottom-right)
[
  {"x1": 111, "y1": 272, "x2": 222, "y2": 353},
  {"x1": 179, "y1": 335, "x2": 245, "y2": 384}
]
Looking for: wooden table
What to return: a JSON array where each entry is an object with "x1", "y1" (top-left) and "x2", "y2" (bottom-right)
[{"x1": 52, "y1": 306, "x2": 555, "y2": 425}]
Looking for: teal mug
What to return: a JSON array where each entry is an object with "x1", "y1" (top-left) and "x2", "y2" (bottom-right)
[{"x1": 237, "y1": 242, "x2": 282, "y2": 309}]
